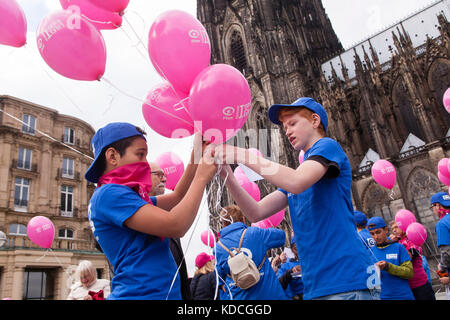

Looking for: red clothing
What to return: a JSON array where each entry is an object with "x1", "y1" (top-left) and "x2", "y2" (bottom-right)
[{"x1": 399, "y1": 236, "x2": 428, "y2": 289}]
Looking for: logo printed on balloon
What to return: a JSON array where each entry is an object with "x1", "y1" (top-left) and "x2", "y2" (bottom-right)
[
  {"x1": 222, "y1": 103, "x2": 252, "y2": 120},
  {"x1": 188, "y1": 29, "x2": 209, "y2": 44}
]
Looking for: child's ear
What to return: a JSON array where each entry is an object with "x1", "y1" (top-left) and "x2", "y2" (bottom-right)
[{"x1": 105, "y1": 147, "x2": 119, "y2": 166}]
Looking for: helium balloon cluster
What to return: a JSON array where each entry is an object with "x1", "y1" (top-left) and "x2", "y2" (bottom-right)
[
  {"x1": 144, "y1": 10, "x2": 252, "y2": 143},
  {"x1": 437, "y1": 157, "x2": 450, "y2": 186},
  {"x1": 394, "y1": 209, "x2": 427, "y2": 247}
]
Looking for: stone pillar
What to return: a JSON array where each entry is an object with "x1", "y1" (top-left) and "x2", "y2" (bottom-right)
[{"x1": 11, "y1": 266, "x2": 24, "y2": 300}]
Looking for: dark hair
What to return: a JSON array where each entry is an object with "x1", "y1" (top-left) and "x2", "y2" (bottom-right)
[{"x1": 97, "y1": 126, "x2": 146, "y2": 175}]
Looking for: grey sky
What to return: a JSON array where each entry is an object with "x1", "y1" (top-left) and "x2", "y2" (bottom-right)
[{"x1": 0, "y1": 0, "x2": 437, "y2": 277}]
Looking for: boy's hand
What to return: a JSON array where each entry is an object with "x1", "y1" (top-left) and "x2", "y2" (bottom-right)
[
  {"x1": 197, "y1": 144, "x2": 218, "y2": 181},
  {"x1": 376, "y1": 261, "x2": 388, "y2": 270},
  {"x1": 214, "y1": 144, "x2": 246, "y2": 165},
  {"x1": 192, "y1": 132, "x2": 212, "y2": 164}
]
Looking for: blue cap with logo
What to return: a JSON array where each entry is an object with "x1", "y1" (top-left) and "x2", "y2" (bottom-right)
[
  {"x1": 367, "y1": 216, "x2": 386, "y2": 231},
  {"x1": 430, "y1": 191, "x2": 450, "y2": 207},
  {"x1": 354, "y1": 211, "x2": 368, "y2": 227},
  {"x1": 85, "y1": 122, "x2": 146, "y2": 183},
  {"x1": 267, "y1": 97, "x2": 328, "y2": 132}
]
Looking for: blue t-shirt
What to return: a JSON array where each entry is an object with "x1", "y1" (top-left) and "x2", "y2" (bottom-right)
[
  {"x1": 88, "y1": 184, "x2": 181, "y2": 300},
  {"x1": 358, "y1": 228, "x2": 375, "y2": 249},
  {"x1": 436, "y1": 214, "x2": 450, "y2": 247},
  {"x1": 216, "y1": 222, "x2": 288, "y2": 300},
  {"x1": 277, "y1": 258, "x2": 304, "y2": 298},
  {"x1": 278, "y1": 138, "x2": 373, "y2": 300},
  {"x1": 371, "y1": 242, "x2": 415, "y2": 300}
]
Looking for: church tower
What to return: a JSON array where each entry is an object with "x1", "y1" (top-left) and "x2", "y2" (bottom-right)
[{"x1": 197, "y1": 0, "x2": 343, "y2": 232}]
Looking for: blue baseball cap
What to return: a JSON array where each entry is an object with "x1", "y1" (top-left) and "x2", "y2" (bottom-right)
[
  {"x1": 85, "y1": 122, "x2": 146, "y2": 183},
  {"x1": 367, "y1": 216, "x2": 386, "y2": 231},
  {"x1": 267, "y1": 97, "x2": 328, "y2": 132},
  {"x1": 430, "y1": 192, "x2": 450, "y2": 207},
  {"x1": 354, "y1": 211, "x2": 368, "y2": 227}
]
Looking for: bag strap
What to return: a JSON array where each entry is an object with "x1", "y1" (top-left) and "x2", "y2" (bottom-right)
[
  {"x1": 217, "y1": 240, "x2": 234, "y2": 257},
  {"x1": 237, "y1": 229, "x2": 247, "y2": 252}
]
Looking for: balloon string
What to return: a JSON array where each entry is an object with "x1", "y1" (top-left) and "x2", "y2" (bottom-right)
[
  {"x1": 80, "y1": 14, "x2": 121, "y2": 28},
  {"x1": 0, "y1": 108, "x2": 94, "y2": 161},
  {"x1": 35, "y1": 248, "x2": 72, "y2": 277}
]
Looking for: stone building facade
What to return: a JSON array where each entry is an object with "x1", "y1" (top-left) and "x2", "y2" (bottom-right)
[
  {"x1": 198, "y1": 0, "x2": 450, "y2": 279},
  {"x1": 0, "y1": 95, "x2": 109, "y2": 300}
]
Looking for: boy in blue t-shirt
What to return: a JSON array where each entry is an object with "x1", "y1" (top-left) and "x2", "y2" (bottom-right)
[
  {"x1": 367, "y1": 217, "x2": 415, "y2": 300},
  {"x1": 85, "y1": 122, "x2": 217, "y2": 299},
  {"x1": 354, "y1": 210, "x2": 375, "y2": 250},
  {"x1": 215, "y1": 97, "x2": 377, "y2": 300}
]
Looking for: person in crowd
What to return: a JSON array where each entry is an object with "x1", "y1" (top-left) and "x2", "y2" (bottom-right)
[
  {"x1": 149, "y1": 162, "x2": 192, "y2": 300},
  {"x1": 215, "y1": 97, "x2": 377, "y2": 300},
  {"x1": 430, "y1": 192, "x2": 450, "y2": 287},
  {"x1": 389, "y1": 220, "x2": 435, "y2": 300},
  {"x1": 67, "y1": 260, "x2": 110, "y2": 300},
  {"x1": 84, "y1": 123, "x2": 216, "y2": 299},
  {"x1": 190, "y1": 252, "x2": 217, "y2": 300},
  {"x1": 277, "y1": 238, "x2": 304, "y2": 300},
  {"x1": 215, "y1": 205, "x2": 288, "y2": 300},
  {"x1": 354, "y1": 210, "x2": 375, "y2": 249},
  {"x1": 368, "y1": 217, "x2": 415, "y2": 300}
]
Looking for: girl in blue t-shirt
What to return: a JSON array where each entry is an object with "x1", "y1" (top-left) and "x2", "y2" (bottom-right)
[{"x1": 214, "y1": 98, "x2": 377, "y2": 300}]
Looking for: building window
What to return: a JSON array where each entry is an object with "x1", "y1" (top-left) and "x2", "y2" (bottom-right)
[
  {"x1": 22, "y1": 114, "x2": 36, "y2": 134},
  {"x1": 58, "y1": 228, "x2": 74, "y2": 239},
  {"x1": 64, "y1": 127, "x2": 75, "y2": 144},
  {"x1": 60, "y1": 185, "x2": 73, "y2": 216},
  {"x1": 17, "y1": 147, "x2": 32, "y2": 170},
  {"x1": 230, "y1": 30, "x2": 248, "y2": 74},
  {"x1": 23, "y1": 269, "x2": 55, "y2": 300},
  {"x1": 9, "y1": 223, "x2": 27, "y2": 236},
  {"x1": 14, "y1": 177, "x2": 29, "y2": 210},
  {"x1": 62, "y1": 157, "x2": 74, "y2": 178}
]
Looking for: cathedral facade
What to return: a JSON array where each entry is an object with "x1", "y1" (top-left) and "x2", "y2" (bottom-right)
[{"x1": 198, "y1": 0, "x2": 450, "y2": 268}]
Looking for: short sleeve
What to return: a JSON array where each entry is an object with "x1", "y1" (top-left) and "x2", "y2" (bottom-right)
[
  {"x1": 398, "y1": 244, "x2": 412, "y2": 264},
  {"x1": 306, "y1": 138, "x2": 346, "y2": 173},
  {"x1": 94, "y1": 184, "x2": 149, "y2": 228}
]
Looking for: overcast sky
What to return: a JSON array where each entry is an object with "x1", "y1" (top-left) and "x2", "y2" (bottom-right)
[{"x1": 0, "y1": 0, "x2": 438, "y2": 277}]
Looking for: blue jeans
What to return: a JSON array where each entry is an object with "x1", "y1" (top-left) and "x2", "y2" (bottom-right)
[{"x1": 313, "y1": 289, "x2": 380, "y2": 300}]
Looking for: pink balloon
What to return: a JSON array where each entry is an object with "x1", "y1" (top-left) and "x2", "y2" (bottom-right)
[
  {"x1": 142, "y1": 82, "x2": 195, "y2": 139},
  {"x1": 443, "y1": 88, "x2": 450, "y2": 114},
  {"x1": 371, "y1": 159, "x2": 396, "y2": 189},
  {"x1": 148, "y1": 10, "x2": 211, "y2": 93},
  {"x1": 60, "y1": 0, "x2": 122, "y2": 30},
  {"x1": 37, "y1": 10, "x2": 107, "y2": 81},
  {"x1": 233, "y1": 166, "x2": 247, "y2": 180},
  {"x1": 189, "y1": 64, "x2": 252, "y2": 144},
  {"x1": 438, "y1": 158, "x2": 450, "y2": 178},
  {"x1": 0, "y1": 0, "x2": 27, "y2": 47},
  {"x1": 406, "y1": 222, "x2": 427, "y2": 246},
  {"x1": 87, "y1": 0, "x2": 129, "y2": 14},
  {"x1": 236, "y1": 174, "x2": 260, "y2": 201},
  {"x1": 395, "y1": 209, "x2": 417, "y2": 232},
  {"x1": 251, "y1": 220, "x2": 271, "y2": 229},
  {"x1": 200, "y1": 230, "x2": 215, "y2": 248},
  {"x1": 27, "y1": 216, "x2": 55, "y2": 249},
  {"x1": 298, "y1": 150, "x2": 305, "y2": 164},
  {"x1": 438, "y1": 171, "x2": 450, "y2": 186},
  {"x1": 155, "y1": 152, "x2": 185, "y2": 191},
  {"x1": 266, "y1": 209, "x2": 285, "y2": 227}
]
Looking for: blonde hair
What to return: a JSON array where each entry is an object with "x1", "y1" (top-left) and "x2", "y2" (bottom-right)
[
  {"x1": 76, "y1": 260, "x2": 97, "y2": 283},
  {"x1": 194, "y1": 260, "x2": 215, "y2": 276},
  {"x1": 220, "y1": 205, "x2": 244, "y2": 227},
  {"x1": 278, "y1": 107, "x2": 326, "y2": 136}
]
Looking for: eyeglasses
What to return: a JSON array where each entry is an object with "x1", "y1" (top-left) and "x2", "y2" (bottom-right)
[
  {"x1": 430, "y1": 203, "x2": 439, "y2": 210},
  {"x1": 151, "y1": 171, "x2": 166, "y2": 178}
]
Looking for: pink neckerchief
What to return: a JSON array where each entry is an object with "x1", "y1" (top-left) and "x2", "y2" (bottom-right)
[
  {"x1": 98, "y1": 161, "x2": 153, "y2": 202},
  {"x1": 97, "y1": 162, "x2": 164, "y2": 241},
  {"x1": 437, "y1": 208, "x2": 450, "y2": 219}
]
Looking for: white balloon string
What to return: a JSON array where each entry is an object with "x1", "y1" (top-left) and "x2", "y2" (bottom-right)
[
  {"x1": 0, "y1": 108, "x2": 94, "y2": 161},
  {"x1": 35, "y1": 248, "x2": 72, "y2": 277},
  {"x1": 80, "y1": 14, "x2": 121, "y2": 28}
]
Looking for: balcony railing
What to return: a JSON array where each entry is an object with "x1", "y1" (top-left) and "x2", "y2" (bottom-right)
[
  {"x1": 11, "y1": 159, "x2": 38, "y2": 173},
  {"x1": 1, "y1": 234, "x2": 98, "y2": 252}
]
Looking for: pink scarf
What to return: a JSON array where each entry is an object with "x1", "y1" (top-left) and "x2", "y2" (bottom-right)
[
  {"x1": 97, "y1": 162, "x2": 164, "y2": 241},
  {"x1": 437, "y1": 208, "x2": 450, "y2": 219},
  {"x1": 98, "y1": 162, "x2": 153, "y2": 202}
]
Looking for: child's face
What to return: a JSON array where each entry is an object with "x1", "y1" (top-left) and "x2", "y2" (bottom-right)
[
  {"x1": 116, "y1": 137, "x2": 148, "y2": 167},
  {"x1": 369, "y1": 227, "x2": 388, "y2": 245},
  {"x1": 281, "y1": 112, "x2": 314, "y2": 151},
  {"x1": 390, "y1": 222, "x2": 403, "y2": 238}
]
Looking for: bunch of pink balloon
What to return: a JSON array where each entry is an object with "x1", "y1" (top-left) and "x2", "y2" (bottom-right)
[
  {"x1": 147, "y1": 10, "x2": 252, "y2": 144},
  {"x1": 395, "y1": 209, "x2": 417, "y2": 232},
  {"x1": 251, "y1": 210, "x2": 285, "y2": 229},
  {"x1": 234, "y1": 168, "x2": 260, "y2": 201},
  {"x1": 406, "y1": 222, "x2": 427, "y2": 246},
  {"x1": 371, "y1": 159, "x2": 396, "y2": 189},
  {"x1": 155, "y1": 152, "x2": 185, "y2": 191},
  {"x1": 437, "y1": 158, "x2": 450, "y2": 186},
  {"x1": 142, "y1": 82, "x2": 195, "y2": 139},
  {"x1": 443, "y1": 88, "x2": 450, "y2": 114},
  {"x1": 200, "y1": 230, "x2": 216, "y2": 248},
  {"x1": 27, "y1": 216, "x2": 55, "y2": 249},
  {"x1": 0, "y1": 0, "x2": 27, "y2": 48}
]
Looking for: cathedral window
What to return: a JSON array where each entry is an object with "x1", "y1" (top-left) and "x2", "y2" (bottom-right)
[{"x1": 230, "y1": 30, "x2": 248, "y2": 74}]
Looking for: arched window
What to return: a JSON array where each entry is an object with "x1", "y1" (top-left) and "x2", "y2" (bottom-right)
[
  {"x1": 393, "y1": 78, "x2": 423, "y2": 140},
  {"x1": 9, "y1": 223, "x2": 27, "y2": 235},
  {"x1": 429, "y1": 60, "x2": 450, "y2": 128},
  {"x1": 362, "y1": 183, "x2": 393, "y2": 222},
  {"x1": 230, "y1": 30, "x2": 248, "y2": 74}
]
